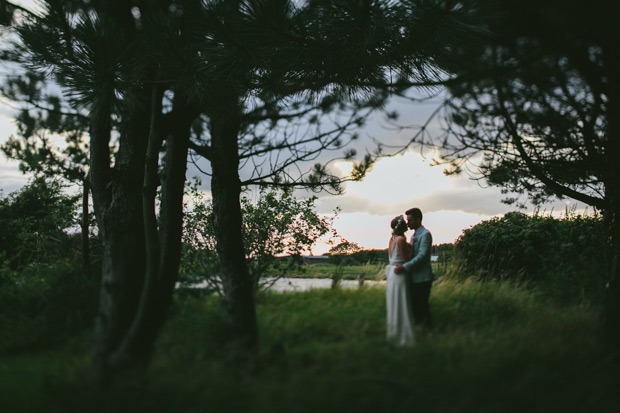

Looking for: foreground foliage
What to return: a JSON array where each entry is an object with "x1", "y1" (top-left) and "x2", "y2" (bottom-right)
[{"x1": 1, "y1": 275, "x2": 617, "y2": 412}]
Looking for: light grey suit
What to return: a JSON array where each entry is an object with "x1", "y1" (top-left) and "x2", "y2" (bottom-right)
[
  {"x1": 402, "y1": 224, "x2": 433, "y2": 328},
  {"x1": 403, "y1": 225, "x2": 433, "y2": 283}
]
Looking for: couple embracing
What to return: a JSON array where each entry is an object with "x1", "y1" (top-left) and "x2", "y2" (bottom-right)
[{"x1": 386, "y1": 208, "x2": 433, "y2": 347}]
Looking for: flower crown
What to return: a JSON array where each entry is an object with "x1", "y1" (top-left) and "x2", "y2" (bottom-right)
[{"x1": 392, "y1": 215, "x2": 406, "y2": 234}]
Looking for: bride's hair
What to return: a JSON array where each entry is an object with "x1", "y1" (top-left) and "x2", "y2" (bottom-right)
[{"x1": 391, "y1": 215, "x2": 407, "y2": 235}]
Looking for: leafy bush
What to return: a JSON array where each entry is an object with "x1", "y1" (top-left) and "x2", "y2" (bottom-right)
[
  {"x1": 0, "y1": 178, "x2": 79, "y2": 273},
  {"x1": 0, "y1": 259, "x2": 99, "y2": 353},
  {"x1": 454, "y1": 211, "x2": 606, "y2": 296},
  {"x1": 181, "y1": 183, "x2": 337, "y2": 293}
]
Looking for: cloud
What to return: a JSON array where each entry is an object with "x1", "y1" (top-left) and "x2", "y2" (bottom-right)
[
  {"x1": 408, "y1": 187, "x2": 513, "y2": 215},
  {"x1": 0, "y1": 158, "x2": 29, "y2": 195},
  {"x1": 316, "y1": 150, "x2": 516, "y2": 216},
  {"x1": 311, "y1": 148, "x2": 592, "y2": 252},
  {"x1": 317, "y1": 186, "x2": 514, "y2": 217}
]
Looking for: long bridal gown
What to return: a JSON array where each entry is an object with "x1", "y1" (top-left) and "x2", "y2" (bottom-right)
[{"x1": 386, "y1": 243, "x2": 416, "y2": 346}]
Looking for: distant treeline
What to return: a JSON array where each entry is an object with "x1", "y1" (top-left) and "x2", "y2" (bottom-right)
[{"x1": 326, "y1": 243, "x2": 454, "y2": 265}]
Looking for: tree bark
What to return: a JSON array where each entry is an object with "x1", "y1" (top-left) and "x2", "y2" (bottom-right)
[
  {"x1": 110, "y1": 92, "x2": 192, "y2": 366},
  {"x1": 86, "y1": 1, "x2": 201, "y2": 384},
  {"x1": 601, "y1": 43, "x2": 620, "y2": 352},
  {"x1": 209, "y1": 102, "x2": 259, "y2": 349},
  {"x1": 81, "y1": 177, "x2": 91, "y2": 268},
  {"x1": 603, "y1": 199, "x2": 620, "y2": 351},
  {"x1": 89, "y1": 87, "x2": 196, "y2": 383},
  {"x1": 90, "y1": 95, "x2": 150, "y2": 383}
]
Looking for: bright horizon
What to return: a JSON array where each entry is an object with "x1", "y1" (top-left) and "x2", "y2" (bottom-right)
[{"x1": 308, "y1": 151, "x2": 588, "y2": 255}]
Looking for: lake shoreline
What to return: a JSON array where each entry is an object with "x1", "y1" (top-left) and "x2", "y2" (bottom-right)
[{"x1": 181, "y1": 276, "x2": 387, "y2": 293}]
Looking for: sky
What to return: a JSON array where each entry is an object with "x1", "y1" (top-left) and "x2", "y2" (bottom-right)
[
  {"x1": 0, "y1": 95, "x2": 587, "y2": 255},
  {"x1": 0, "y1": 0, "x2": 590, "y2": 255},
  {"x1": 309, "y1": 149, "x2": 585, "y2": 254}
]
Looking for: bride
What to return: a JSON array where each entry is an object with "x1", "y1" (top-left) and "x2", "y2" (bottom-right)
[{"x1": 386, "y1": 215, "x2": 415, "y2": 346}]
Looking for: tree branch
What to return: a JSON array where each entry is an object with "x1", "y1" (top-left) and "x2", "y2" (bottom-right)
[
  {"x1": 495, "y1": 80, "x2": 606, "y2": 209},
  {"x1": 188, "y1": 140, "x2": 212, "y2": 161}
]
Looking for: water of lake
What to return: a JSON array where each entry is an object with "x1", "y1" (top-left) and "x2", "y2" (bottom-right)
[
  {"x1": 184, "y1": 277, "x2": 386, "y2": 293},
  {"x1": 261, "y1": 277, "x2": 386, "y2": 293}
]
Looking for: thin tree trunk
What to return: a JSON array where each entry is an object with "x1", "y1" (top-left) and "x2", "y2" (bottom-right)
[
  {"x1": 88, "y1": 98, "x2": 114, "y2": 384},
  {"x1": 210, "y1": 104, "x2": 259, "y2": 349},
  {"x1": 111, "y1": 92, "x2": 192, "y2": 366},
  {"x1": 81, "y1": 177, "x2": 91, "y2": 268},
  {"x1": 149, "y1": 108, "x2": 191, "y2": 331},
  {"x1": 107, "y1": 86, "x2": 163, "y2": 368},
  {"x1": 603, "y1": 203, "x2": 620, "y2": 351}
]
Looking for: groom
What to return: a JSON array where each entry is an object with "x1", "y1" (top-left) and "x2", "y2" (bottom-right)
[{"x1": 394, "y1": 207, "x2": 433, "y2": 331}]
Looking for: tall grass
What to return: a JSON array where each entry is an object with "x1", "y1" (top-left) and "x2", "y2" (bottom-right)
[
  {"x1": 265, "y1": 262, "x2": 387, "y2": 280},
  {"x1": 1, "y1": 275, "x2": 618, "y2": 412},
  {"x1": 0, "y1": 259, "x2": 99, "y2": 354}
]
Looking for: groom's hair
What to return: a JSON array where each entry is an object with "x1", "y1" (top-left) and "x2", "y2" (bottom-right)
[{"x1": 405, "y1": 208, "x2": 423, "y2": 221}]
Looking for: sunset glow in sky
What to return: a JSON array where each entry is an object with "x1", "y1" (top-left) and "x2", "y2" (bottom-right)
[{"x1": 312, "y1": 152, "x2": 514, "y2": 253}]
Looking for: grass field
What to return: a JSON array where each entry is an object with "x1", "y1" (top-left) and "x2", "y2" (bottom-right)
[
  {"x1": 265, "y1": 262, "x2": 387, "y2": 279},
  {"x1": 265, "y1": 262, "x2": 450, "y2": 280},
  {"x1": 1, "y1": 273, "x2": 618, "y2": 412}
]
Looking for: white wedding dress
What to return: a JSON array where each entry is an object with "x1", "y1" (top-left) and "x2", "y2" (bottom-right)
[{"x1": 386, "y1": 243, "x2": 416, "y2": 346}]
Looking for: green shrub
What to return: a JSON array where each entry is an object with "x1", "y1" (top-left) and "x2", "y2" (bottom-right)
[
  {"x1": 0, "y1": 259, "x2": 99, "y2": 353},
  {"x1": 453, "y1": 211, "x2": 606, "y2": 298},
  {"x1": 0, "y1": 178, "x2": 80, "y2": 272},
  {"x1": 181, "y1": 184, "x2": 336, "y2": 292}
]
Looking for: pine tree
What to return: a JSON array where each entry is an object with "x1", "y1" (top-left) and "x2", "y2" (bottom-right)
[
  {"x1": 426, "y1": 0, "x2": 620, "y2": 349},
  {"x1": 1, "y1": 0, "x2": 486, "y2": 382}
]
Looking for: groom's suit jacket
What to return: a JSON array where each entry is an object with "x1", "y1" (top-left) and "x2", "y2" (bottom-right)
[{"x1": 403, "y1": 225, "x2": 434, "y2": 284}]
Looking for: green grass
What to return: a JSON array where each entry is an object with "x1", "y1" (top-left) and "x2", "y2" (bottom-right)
[
  {"x1": 266, "y1": 262, "x2": 450, "y2": 280},
  {"x1": 1, "y1": 277, "x2": 618, "y2": 412}
]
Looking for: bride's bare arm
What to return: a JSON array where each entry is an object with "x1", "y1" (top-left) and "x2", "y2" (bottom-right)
[{"x1": 397, "y1": 237, "x2": 413, "y2": 261}]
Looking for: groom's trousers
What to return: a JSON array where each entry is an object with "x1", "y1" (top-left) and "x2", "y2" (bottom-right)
[{"x1": 411, "y1": 280, "x2": 432, "y2": 329}]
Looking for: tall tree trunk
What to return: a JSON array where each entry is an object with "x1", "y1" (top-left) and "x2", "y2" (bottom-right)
[
  {"x1": 90, "y1": 95, "x2": 150, "y2": 383},
  {"x1": 602, "y1": 43, "x2": 620, "y2": 352},
  {"x1": 603, "y1": 199, "x2": 620, "y2": 351},
  {"x1": 72, "y1": 0, "x2": 197, "y2": 385},
  {"x1": 209, "y1": 103, "x2": 258, "y2": 349},
  {"x1": 110, "y1": 92, "x2": 192, "y2": 366}
]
